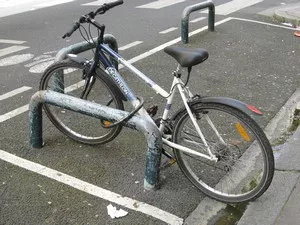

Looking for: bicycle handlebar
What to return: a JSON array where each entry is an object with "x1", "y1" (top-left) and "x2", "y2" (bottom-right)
[
  {"x1": 62, "y1": 22, "x2": 80, "y2": 39},
  {"x1": 62, "y1": 0, "x2": 124, "y2": 39}
]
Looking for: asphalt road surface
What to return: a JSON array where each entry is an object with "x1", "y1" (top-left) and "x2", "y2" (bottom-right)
[{"x1": 1, "y1": 0, "x2": 299, "y2": 224}]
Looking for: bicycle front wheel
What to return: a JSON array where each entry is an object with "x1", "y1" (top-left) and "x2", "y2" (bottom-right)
[
  {"x1": 39, "y1": 60, "x2": 124, "y2": 144},
  {"x1": 172, "y1": 102, "x2": 274, "y2": 203}
]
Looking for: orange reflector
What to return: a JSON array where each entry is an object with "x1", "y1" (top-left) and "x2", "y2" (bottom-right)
[
  {"x1": 103, "y1": 121, "x2": 111, "y2": 127},
  {"x1": 235, "y1": 123, "x2": 251, "y2": 142}
]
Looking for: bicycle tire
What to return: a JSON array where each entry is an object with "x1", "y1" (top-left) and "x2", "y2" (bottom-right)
[
  {"x1": 39, "y1": 60, "x2": 124, "y2": 144},
  {"x1": 172, "y1": 101, "x2": 274, "y2": 203}
]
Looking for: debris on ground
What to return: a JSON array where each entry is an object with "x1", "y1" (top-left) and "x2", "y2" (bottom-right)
[{"x1": 107, "y1": 204, "x2": 128, "y2": 219}]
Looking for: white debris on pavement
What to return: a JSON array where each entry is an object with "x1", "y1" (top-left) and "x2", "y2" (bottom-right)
[{"x1": 107, "y1": 204, "x2": 128, "y2": 219}]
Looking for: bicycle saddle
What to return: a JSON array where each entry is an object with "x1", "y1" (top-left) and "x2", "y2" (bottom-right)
[{"x1": 164, "y1": 46, "x2": 208, "y2": 68}]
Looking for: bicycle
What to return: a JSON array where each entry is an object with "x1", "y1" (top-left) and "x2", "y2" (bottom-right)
[{"x1": 39, "y1": 0, "x2": 274, "y2": 204}]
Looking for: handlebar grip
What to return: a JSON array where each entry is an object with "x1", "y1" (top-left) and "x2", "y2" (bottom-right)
[
  {"x1": 62, "y1": 22, "x2": 80, "y2": 39},
  {"x1": 95, "y1": 0, "x2": 123, "y2": 14},
  {"x1": 106, "y1": 0, "x2": 123, "y2": 9}
]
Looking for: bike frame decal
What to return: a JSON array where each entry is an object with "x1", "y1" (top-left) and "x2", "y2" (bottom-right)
[
  {"x1": 105, "y1": 67, "x2": 136, "y2": 101},
  {"x1": 101, "y1": 44, "x2": 169, "y2": 98}
]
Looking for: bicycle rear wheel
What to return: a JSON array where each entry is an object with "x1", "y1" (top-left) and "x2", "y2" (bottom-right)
[
  {"x1": 172, "y1": 102, "x2": 274, "y2": 203},
  {"x1": 39, "y1": 60, "x2": 124, "y2": 144}
]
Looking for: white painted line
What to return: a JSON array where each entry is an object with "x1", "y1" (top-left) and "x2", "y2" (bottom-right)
[
  {"x1": 0, "y1": 39, "x2": 26, "y2": 44},
  {"x1": 0, "y1": 105, "x2": 29, "y2": 123},
  {"x1": 232, "y1": 17, "x2": 298, "y2": 30},
  {"x1": 119, "y1": 41, "x2": 143, "y2": 51},
  {"x1": 159, "y1": 27, "x2": 178, "y2": 34},
  {"x1": 36, "y1": 0, "x2": 74, "y2": 7},
  {"x1": 0, "y1": 46, "x2": 29, "y2": 58},
  {"x1": 136, "y1": 0, "x2": 185, "y2": 9},
  {"x1": 208, "y1": 0, "x2": 263, "y2": 15},
  {"x1": 24, "y1": 57, "x2": 55, "y2": 67},
  {"x1": 0, "y1": 149, "x2": 184, "y2": 225},
  {"x1": 0, "y1": 54, "x2": 34, "y2": 67},
  {"x1": 190, "y1": 17, "x2": 206, "y2": 23},
  {"x1": 0, "y1": 86, "x2": 32, "y2": 101},
  {"x1": 65, "y1": 80, "x2": 85, "y2": 93}
]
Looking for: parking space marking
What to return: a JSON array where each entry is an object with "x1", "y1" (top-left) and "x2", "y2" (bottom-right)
[
  {"x1": 190, "y1": 17, "x2": 206, "y2": 23},
  {"x1": 136, "y1": 0, "x2": 186, "y2": 9},
  {"x1": 0, "y1": 86, "x2": 32, "y2": 101},
  {"x1": 232, "y1": 17, "x2": 298, "y2": 30},
  {"x1": 0, "y1": 105, "x2": 29, "y2": 123},
  {"x1": 0, "y1": 39, "x2": 26, "y2": 44},
  {"x1": 0, "y1": 149, "x2": 184, "y2": 225},
  {"x1": 36, "y1": 0, "x2": 74, "y2": 7},
  {"x1": 119, "y1": 41, "x2": 143, "y2": 51},
  {"x1": 0, "y1": 46, "x2": 29, "y2": 58},
  {"x1": 159, "y1": 27, "x2": 178, "y2": 34},
  {"x1": 212, "y1": 0, "x2": 263, "y2": 15}
]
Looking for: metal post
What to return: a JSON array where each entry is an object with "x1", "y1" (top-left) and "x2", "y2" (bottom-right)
[
  {"x1": 29, "y1": 90, "x2": 162, "y2": 190},
  {"x1": 55, "y1": 34, "x2": 119, "y2": 69},
  {"x1": 181, "y1": 0, "x2": 215, "y2": 44}
]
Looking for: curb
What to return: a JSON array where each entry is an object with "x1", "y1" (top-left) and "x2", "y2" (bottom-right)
[
  {"x1": 273, "y1": 5, "x2": 300, "y2": 26},
  {"x1": 258, "y1": 3, "x2": 300, "y2": 27}
]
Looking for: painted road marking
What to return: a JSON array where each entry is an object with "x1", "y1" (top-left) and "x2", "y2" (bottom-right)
[
  {"x1": 136, "y1": 0, "x2": 186, "y2": 9},
  {"x1": 190, "y1": 17, "x2": 206, "y2": 23},
  {"x1": 232, "y1": 17, "x2": 298, "y2": 30},
  {"x1": 0, "y1": 86, "x2": 32, "y2": 101},
  {"x1": 0, "y1": 46, "x2": 29, "y2": 58},
  {"x1": 119, "y1": 41, "x2": 143, "y2": 51},
  {"x1": 0, "y1": 54, "x2": 34, "y2": 67},
  {"x1": 0, "y1": 0, "x2": 78, "y2": 18},
  {"x1": 209, "y1": 0, "x2": 264, "y2": 15},
  {"x1": 0, "y1": 149, "x2": 184, "y2": 225},
  {"x1": 159, "y1": 27, "x2": 178, "y2": 34},
  {"x1": 1, "y1": 17, "x2": 296, "y2": 122},
  {"x1": 36, "y1": 0, "x2": 74, "y2": 7},
  {"x1": 0, "y1": 39, "x2": 26, "y2": 44},
  {"x1": 0, "y1": 105, "x2": 29, "y2": 123}
]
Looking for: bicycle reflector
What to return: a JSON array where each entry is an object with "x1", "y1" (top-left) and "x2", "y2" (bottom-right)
[
  {"x1": 246, "y1": 104, "x2": 263, "y2": 115},
  {"x1": 102, "y1": 120, "x2": 111, "y2": 127},
  {"x1": 235, "y1": 122, "x2": 251, "y2": 142}
]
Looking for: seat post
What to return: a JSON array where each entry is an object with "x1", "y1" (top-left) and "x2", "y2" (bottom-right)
[{"x1": 174, "y1": 64, "x2": 183, "y2": 78}]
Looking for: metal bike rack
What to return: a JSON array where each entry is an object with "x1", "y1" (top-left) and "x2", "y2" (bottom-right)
[
  {"x1": 29, "y1": 90, "x2": 162, "y2": 191},
  {"x1": 181, "y1": 0, "x2": 215, "y2": 44},
  {"x1": 55, "y1": 34, "x2": 119, "y2": 69}
]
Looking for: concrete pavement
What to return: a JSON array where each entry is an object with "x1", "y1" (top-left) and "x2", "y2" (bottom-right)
[
  {"x1": 273, "y1": 2, "x2": 300, "y2": 27},
  {"x1": 237, "y1": 125, "x2": 300, "y2": 225},
  {"x1": 234, "y1": 3, "x2": 300, "y2": 225}
]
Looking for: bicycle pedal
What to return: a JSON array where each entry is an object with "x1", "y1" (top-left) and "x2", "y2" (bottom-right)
[
  {"x1": 160, "y1": 158, "x2": 176, "y2": 170},
  {"x1": 146, "y1": 105, "x2": 158, "y2": 117}
]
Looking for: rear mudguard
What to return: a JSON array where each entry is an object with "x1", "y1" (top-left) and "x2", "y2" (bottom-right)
[
  {"x1": 66, "y1": 54, "x2": 127, "y2": 101},
  {"x1": 199, "y1": 97, "x2": 262, "y2": 116},
  {"x1": 172, "y1": 96, "x2": 262, "y2": 121}
]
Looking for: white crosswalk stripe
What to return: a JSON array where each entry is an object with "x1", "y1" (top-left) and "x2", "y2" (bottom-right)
[
  {"x1": 0, "y1": 46, "x2": 29, "y2": 58},
  {"x1": 136, "y1": 0, "x2": 186, "y2": 9},
  {"x1": 0, "y1": 86, "x2": 32, "y2": 101}
]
